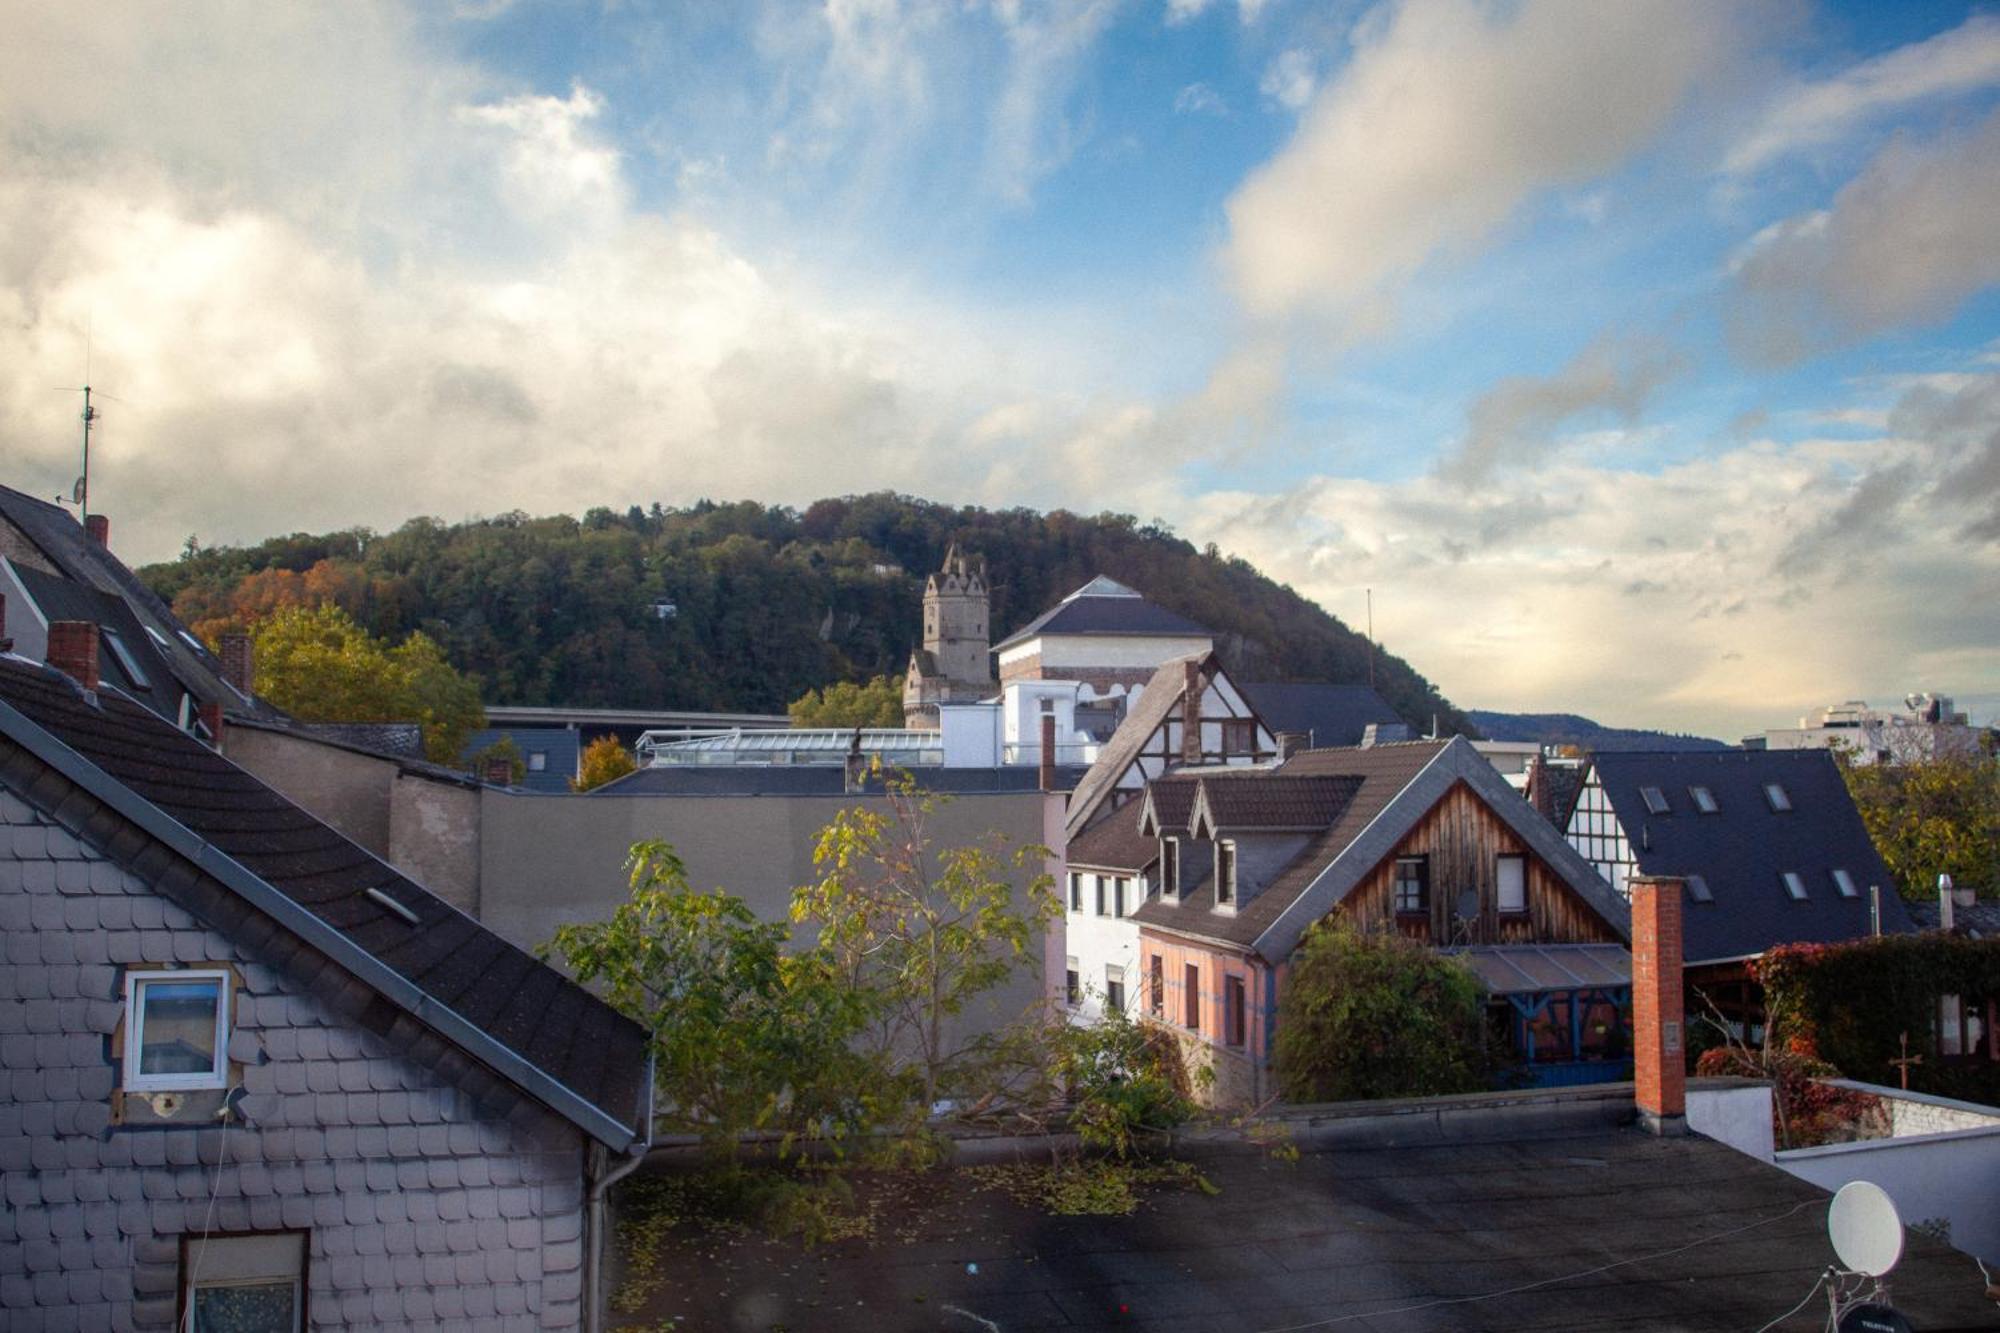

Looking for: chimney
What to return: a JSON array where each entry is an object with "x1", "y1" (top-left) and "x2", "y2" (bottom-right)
[
  {"x1": 84, "y1": 513, "x2": 110, "y2": 549},
  {"x1": 1276, "y1": 730, "x2": 1308, "y2": 763},
  {"x1": 482, "y1": 757, "x2": 514, "y2": 787},
  {"x1": 220, "y1": 632, "x2": 254, "y2": 695},
  {"x1": 47, "y1": 620, "x2": 100, "y2": 693},
  {"x1": 1939, "y1": 874, "x2": 1956, "y2": 932},
  {"x1": 197, "y1": 700, "x2": 225, "y2": 751},
  {"x1": 1181, "y1": 659, "x2": 1202, "y2": 764},
  {"x1": 1039, "y1": 712, "x2": 1057, "y2": 792},
  {"x1": 1631, "y1": 875, "x2": 1686, "y2": 1136}
]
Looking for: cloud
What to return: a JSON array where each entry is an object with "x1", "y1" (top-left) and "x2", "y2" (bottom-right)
[
  {"x1": 1731, "y1": 108, "x2": 2000, "y2": 363},
  {"x1": 1437, "y1": 333, "x2": 1684, "y2": 484},
  {"x1": 985, "y1": 1, "x2": 1121, "y2": 206},
  {"x1": 1222, "y1": 0, "x2": 1737, "y2": 325},
  {"x1": 1173, "y1": 82, "x2": 1227, "y2": 117},
  {"x1": 1164, "y1": 0, "x2": 1212, "y2": 24},
  {"x1": 1258, "y1": 49, "x2": 1316, "y2": 111},
  {"x1": 1725, "y1": 12, "x2": 2000, "y2": 176}
]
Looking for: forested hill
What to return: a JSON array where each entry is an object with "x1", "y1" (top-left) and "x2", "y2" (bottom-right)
[
  {"x1": 1467, "y1": 710, "x2": 1728, "y2": 753},
  {"x1": 139, "y1": 494, "x2": 1471, "y2": 732}
]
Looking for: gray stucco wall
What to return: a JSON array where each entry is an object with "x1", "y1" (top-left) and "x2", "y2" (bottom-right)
[
  {"x1": 0, "y1": 787, "x2": 589, "y2": 1331},
  {"x1": 481, "y1": 789, "x2": 1063, "y2": 1039}
]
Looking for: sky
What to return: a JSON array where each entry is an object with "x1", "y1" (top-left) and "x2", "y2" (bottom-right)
[{"x1": 2, "y1": 0, "x2": 1997, "y2": 740}]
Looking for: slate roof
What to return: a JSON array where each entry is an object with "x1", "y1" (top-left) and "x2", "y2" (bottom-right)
[
  {"x1": 993, "y1": 577, "x2": 1211, "y2": 652},
  {"x1": 1907, "y1": 897, "x2": 2000, "y2": 938},
  {"x1": 1065, "y1": 797, "x2": 1156, "y2": 873},
  {"x1": 1527, "y1": 755, "x2": 1587, "y2": 829},
  {"x1": 6, "y1": 560, "x2": 188, "y2": 718},
  {"x1": 600, "y1": 763, "x2": 1089, "y2": 797},
  {"x1": 0, "y1": 483, "x2": 284, "y2": 721},
  {"x1": 0, "y1": 654, "x2": 650, "y2": 1148},
  {"x1": 1238, "y1": 681, "x2": 1404, "y2": 748},
  {"x1": 1191, "y1": 773, "x2": 1359, "y2": 834},
  {"x1": 1133, "y1": 738, "x2": 1629, "y2": 961},
  {"x1": 462, "y1": 725, "x2": 581, "y2": 793},
  {"x1": 1587, "y1": 749, "x2": 1913, "y2": 965}
]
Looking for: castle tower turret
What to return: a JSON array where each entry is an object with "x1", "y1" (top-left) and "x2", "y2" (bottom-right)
[{"x1": 903, "y1": 542, "x2": 995, "y2": 728}]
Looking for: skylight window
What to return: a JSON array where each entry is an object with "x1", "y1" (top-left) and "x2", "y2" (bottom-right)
[
  {"x1": 100, "y1": 629, "x2": 150, "y2": 690},
  {"x1": 1640, "y1": 786, "x2": 1670, "y2": 815},
  {"x1": 1764, "y1": 783, "x2": 1793, "y2": 812},
  {"x1": 1781, "y1": 871, "x2": 1808, "y2": 901},
  {"x1": 1831, "y1": 868, "x2": 1858, "y2": 899},
  {"x1": 1688, "y1": 786, "x2": 1718, "y2": 814},
  {"x1": 1687, "y1": 874, "x2": 1713, "y2": 903}
]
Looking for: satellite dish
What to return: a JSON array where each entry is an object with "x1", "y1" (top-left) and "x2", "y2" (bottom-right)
[
  {"x1": 1829, "y1": 1181, "x2": 1904, "y2": 1277},
  {"x1": 1455, "y1": 888, "x2": 1479, "y2": 920},
  {"x1": 71, "y1": 477, "x2": 86, "y2": 503}
]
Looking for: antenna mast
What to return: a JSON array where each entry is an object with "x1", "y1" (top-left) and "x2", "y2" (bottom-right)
[
  {"x1": 1366, "y1": 588, "x2": 1375, "y2": 691},
  {"x1": 77, "y1": 384, "x2": 96, "y2": 522}
]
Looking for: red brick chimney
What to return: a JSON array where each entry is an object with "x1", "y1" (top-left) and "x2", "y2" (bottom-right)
[
  {"x1": 84, "y1": 513, "x2": 110, "y2": 549},
  {"x1": 219, "y1": 632, "x2": 254, "y2": 695},
  {"x1": 47, "y1": 620, "x2": 100, "y2": 693},
  {"x1": 1631, "y1": 875, "x2": 1686, "y2": 1136},
  {"x1": 197, "y1": 700, "x2": 225, "y2": 751},
  {"x1": 1038, "y1": 712, "x2": 1057, "y2": 791},
  {"x1": 1181, "y1": 659, "x2": 1203, "y2": 763}
]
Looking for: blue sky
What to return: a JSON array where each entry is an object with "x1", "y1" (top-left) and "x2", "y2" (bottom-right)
[{"x1": 2, "y1": 1, "x2": 1997, "y2": 737}]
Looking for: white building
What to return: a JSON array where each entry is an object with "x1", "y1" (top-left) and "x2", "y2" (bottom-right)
[{"x1": 1756, "y1": 693, "x2": 1981, "y2": 766}]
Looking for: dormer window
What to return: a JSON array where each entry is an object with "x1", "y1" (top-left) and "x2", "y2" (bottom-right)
[
  {"x1": 1215, "y1": 841, "x2": 1237, "y2": 908},
  {"x1": 1161, "y1": 837, "x2": 1181, "y2": 898},
  {"x1": 1764, "y1": 783, "x2": 1793, "y2": 812}
]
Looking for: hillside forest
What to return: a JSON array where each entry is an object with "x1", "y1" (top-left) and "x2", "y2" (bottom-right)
[{"x1": 138, "y1": 494, "x2": 1470, "y2": 733}]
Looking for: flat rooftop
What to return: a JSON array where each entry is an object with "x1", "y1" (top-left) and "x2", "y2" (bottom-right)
[{"x1": 617, "y1": 1091, "x2": 1998, "y2": 1331}]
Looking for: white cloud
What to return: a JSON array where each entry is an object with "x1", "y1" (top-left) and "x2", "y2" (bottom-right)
[
  {"x1": 1222, "y1": 0, "x2": 1738, "y2": 325},
  {"x1": 1164, "y1": 0, "x2": 1212, "y2": 25},
  {"x1": 985, "y1": 1, "x2": 1121, "y2": 205},
  {"x1": 1174, "y1": 82, "x2": 1227, "y2": 116},
  {"x1": 1258, "y1": 49, "x2": 1316, "y2": 111},
  {"x1": 1731, "y1": 108, "x2": 2000, "y2": 363},
  {"x1": 1725, "y1": 12, "x2": 2000, "y2": 176}
]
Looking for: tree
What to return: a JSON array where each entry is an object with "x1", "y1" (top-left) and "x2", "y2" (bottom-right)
[
  {"x1": 788, "y1": 675, "x2": 904, "y2": 728},
  {"x1": 791, "y1": 771, "x2": 1057, "y2": 1112},
  {"x1": 542, "y1": 842, "x2": 873, "y2": 1157},
  {"x1": 250, "y1": 604, "x2": 484, "y2": 763},
  {"x1": 1274, "y1": 919, "x2": 1490, "y2": 1102},
  {"x1": 572, "y1": 734, "x2": 638, "y2": 791},
  {"x1": 1047, "y1": 1007, "x2": 1196, "y2": 1158},
  {"x1": 1842, "y1": 753, "x2": 2000, "y2": 900},
  {"x1": 465, "y1": 734, "x2": 525, "y2": 784}
]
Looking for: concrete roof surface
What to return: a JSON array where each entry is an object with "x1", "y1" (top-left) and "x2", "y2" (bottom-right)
[{"x1": 625, "y1": 1109, "x2": 1999, "y2": 1332}]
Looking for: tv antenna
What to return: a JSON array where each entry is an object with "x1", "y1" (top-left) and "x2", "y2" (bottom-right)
[{"x1": 54, "y1": 321, "x2": 118, "y2": 522}]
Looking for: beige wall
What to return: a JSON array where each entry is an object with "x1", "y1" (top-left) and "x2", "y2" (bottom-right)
[{"x1": 389, "y1": 773, "x2": 481, "y2": 914}]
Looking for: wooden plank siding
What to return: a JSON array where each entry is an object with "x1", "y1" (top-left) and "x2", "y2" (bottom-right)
[{"x1": 1340, "y1": 781, "x2": 1620, "y2": 947}]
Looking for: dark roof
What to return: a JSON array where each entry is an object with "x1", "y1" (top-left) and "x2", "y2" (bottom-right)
[
  {"x1": 0, "y1": 655, "x2": 649, "y2": 1148},
  {"x1": 1134, "y1": 739, "x2": 1630, "y2": 960},
  {"x1": 6, "y1": 561, "x2": 189, "y2": 719},
  {"x1": 462, "y1": 726, "x2": 581, "y2": 794},
  {"x1": 994, "y1": 577, "x2": 1210, "y2": 652},
  {"x1": 1527, "y1": 755, "x2": 1587, "y2": 829},
  {"x1": 1588, "y1": 750, "x2": 1913, "y2": 964},
  {"x1": 1907, "y1": 897, "x2": 2000, "y2": 938},
  {"x1": 1138, "y1": 772, "x2": 1203, "y2": 834},
  {"x1": 0, "y1": 484, "x2": 283, "y2": 721},
  {"x1": 599, "y1": 763, "x2": 1088, "y2": 797},
  {"x1": 1191, "y1": 773, "x2": 1359, "y2": 834},
  {"x1": 626, "y1": 1085, "x2": 2000, "y2": 1331},
  {"x1": 1239, "y1": 681, "x2": 1404, "y2": 748},
  {"x1": 1065, "y1": 797, "x2": 1156, "y2": 873}
]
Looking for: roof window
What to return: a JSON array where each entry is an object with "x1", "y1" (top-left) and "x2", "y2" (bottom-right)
[
  {"x1": 1688, "y1": 786, "x2": 1718, "y2": 814},
  {"x1": 1831, "y1": 868, "x2": 1858, "y2": 899},
  {"x1": 101, "y1": 629, "x2": 150, "y2": 690},
  {"x1": 1764, "y1": 782, "x2": 1793, "y2": 812},
  {"x1": 1781, "y1": 871, "x2": 1808, "y2": 901},
  {"x1": 1687, "y1": 874, "x2": 1713, "y2": 903},
  {"x1": 1640, "y1": 786, "x2": 1670, "y2": 815}
]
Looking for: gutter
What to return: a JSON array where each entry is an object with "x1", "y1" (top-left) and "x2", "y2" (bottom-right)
[
  {"x1": 0, "y1": 694, "x2": 643, "y2": 1152},
  {"x1": 584, "y1": 1051, "x2": 655, "y2": 1333}
]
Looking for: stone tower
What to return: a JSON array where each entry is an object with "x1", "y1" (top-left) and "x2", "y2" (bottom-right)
[{"x1": 902, "y1": 543, "x2": 995, "y2": 728}]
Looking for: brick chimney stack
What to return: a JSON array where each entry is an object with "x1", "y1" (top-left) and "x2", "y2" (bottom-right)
[
  {"x1": 47, "y1": 620, "x2": 100, "y2": 694},
  {"x1": 1180, "y1": 659, "x2": 1202, "y2": 764},
  {"x1": 1631, "y1": 875, "x2": 1686, "y2": 1136},
  {"x1": 84, "y1": 513, "x2": 110, "y2": 549},
  {"x1": 1038, "y1": 711, "x2": 1057, "y2": 792},
  {"x1": 220, "y1": 632, "x2": 254, "y2": 696},
  {"x1": 197, "y1": 701, "x2": 225, "y2": 751}
]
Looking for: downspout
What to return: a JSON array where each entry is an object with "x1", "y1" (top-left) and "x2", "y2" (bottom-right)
[{"x1": 584, "y1": 1051, "x2": 656, "y2": 1333}]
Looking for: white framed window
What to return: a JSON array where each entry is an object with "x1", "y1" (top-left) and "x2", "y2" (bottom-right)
[
  {"x1": 102, "y1": 629, "x2": 151, "y2": 690},
  {"x1": 1496, "y1": 855, "x2": 1527, "y2": 914},
  {"x1": 124, "y1": 969, "x2": 229, "y2": 1092},
  {"x1": 1781, "y1": 871, "x2": 1808, "y2": 901},
  {"x1": 1105, "y1": 966, "x2": 1126, "y2": 1015},
  {"x1": 1831, "y1": 868, "x2": 1858, "y2": 899},
  {"x1": 1064, "y1": 958, "x2": 1080, "y2": 1008},
  {"x1": 1215, "y1": 841, "x2": 1237, "y2": 908},
  {"x1": 1688, "y1": 786, "x2": 1718, "y2": 814},
  {"x1": 528, "y1": 751, "x2": 548, "y2": 772},
  {"x1": 1764, "y1": 782, "x2": 1793, "y2": 813},
  {"x1": 184, "y1": 1231, "x2": 305, "y2": 1332},
  {"x1": 1161, "y1": 837, "x2": 1181, "y2": 898},
  {"x1": 1640, "y1": 786, "x2": 1670, "y2": 816}
]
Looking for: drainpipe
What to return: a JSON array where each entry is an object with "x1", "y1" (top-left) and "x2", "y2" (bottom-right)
[{"x1": 583, "y1": 1052, "x2": 655, "y2": 1333}]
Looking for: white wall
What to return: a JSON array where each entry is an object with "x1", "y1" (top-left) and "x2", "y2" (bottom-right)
[
  {"x1": 1063, "y1": 869, "x2": 1144, "y2": 1022},
  {"x1": 1688, "y1": 1083, "x2": 1776, "y2": 1162},
  {"x1": 999, "y1": 633, "x2": 1215, "y2": 671},
  {"x1": 1779, "y1": 1126, "x2": 2000, "y2": 1264}
]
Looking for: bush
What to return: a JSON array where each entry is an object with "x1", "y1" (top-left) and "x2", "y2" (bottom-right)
[
  {"x1": 1275, "y1": 919, "x2": 1491, "y2": 1102},
  {"x1": 1051, "y1": 1008, "x2": 1197, "y2": 1158}
]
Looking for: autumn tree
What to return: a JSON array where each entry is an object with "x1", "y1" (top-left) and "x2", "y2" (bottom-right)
[
  {"x1": 787, "y1": 675, "x2": 904, "y2": 728},
  {"x1": 572, "y1": 734, "x2": 638, "y2": 791},
  {"x1": 1843, "y1": 752, "x2": 2000, "y2": 900},
  {"x1": 542, "y1": 843, "x2": 872, "y2": 1157},
  {"x1": 252, "y1": 604, "x2": 484, "y2": 763},
  {"x1": 1274, "y1": 919, "x2": 1490, "y2": 1102}
]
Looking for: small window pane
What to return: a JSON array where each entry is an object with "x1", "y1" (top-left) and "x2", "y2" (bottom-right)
[
  {"x1": 1105, "y1": 967, "x2": 1125, "y2": 1015},
  {"x1": 1687, "y1": 874, "x2": 1713, "y2": 903},
  {"x1": 137, "y1": 978, "x2": 221, "y2": 1077},
  {"x1": 1065, "y1": 961, "x2": 1080, "y2": 1008},
  {"x1": 1688, "y1": 786, "x2": 1718, "y2": 814},
  {"x1": 102, "y1": 630, "x2": 152, "y2": 690},
  {"x1": 1781, "y1": 871, "x2": 1808, "y2": 901},
  {"x1": 1497, "y1": 856, "x2": 1527, "y2": 914},
  {"x1": 528, "y1": 752, "x2": 547, "y2": 772},
  {"x1": 1831, "y1": 868, "x2": 1858, "y2": 898},
  {"x1": 192, "y1": 1281, "x2": 298, "y2": 1333},
  {"x1": 1394, "y1": 857, "x2": 1428, "y2": 914},
  {"x1": 1640, "y1": 786, "x2": 1669, "y2": 815},
  {"x1": 1764, "y1": 783, "x2": 1792, "y2": 812}
]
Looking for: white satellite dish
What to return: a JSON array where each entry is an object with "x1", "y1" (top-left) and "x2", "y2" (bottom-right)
[{"x1": 1829, "y1": 1180, "x2": 1904, "y2": 1277}]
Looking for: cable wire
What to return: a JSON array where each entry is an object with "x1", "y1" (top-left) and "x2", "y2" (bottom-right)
[
  {"x1": 1253, "y1": 1197, "x2": 1824, "y2": 1333},
  {"x1": 1752, "y1": 1266, "x2": 1831, "y2": 1333}
]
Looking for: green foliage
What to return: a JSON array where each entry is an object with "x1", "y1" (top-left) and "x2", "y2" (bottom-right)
[
  {"x1": 791, "y1": 771, "x2": 1058, "y2": 1112},
  {"x1": 1842, "y1": 754, "x2": 2000, "y2": 901},
  {"x1": 465, "y1": 734, "x2": 526, "y2": 784},
  {"x1": 966, "y1": 1158, "x2": 1216, "y2": 1216},
  {"x1": 1275, "y1": 919, "x2": 1491, "y2": 1102},
  {"x1": 573, "y1": 734, "x2": 639, "y2": 791},
  {"x1": 788, "y1": 675, "x2": 904, "y2": 728},
  {"x1": 1759, "y1": 934, "x2": 2000, "y2": 1105},
  {"x1": 542, "y1": 842, "x2": 874, "y2": 1158},
  {"x1": 1048, "y1": 1008, "x2": 1197, "y2": 1158},
  {"x1": 250, "y1": 604, "x2": 484, "y2": 762},
  {"x1": 141, "y1": 495, "x2": 1470, "y2": 731}
]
